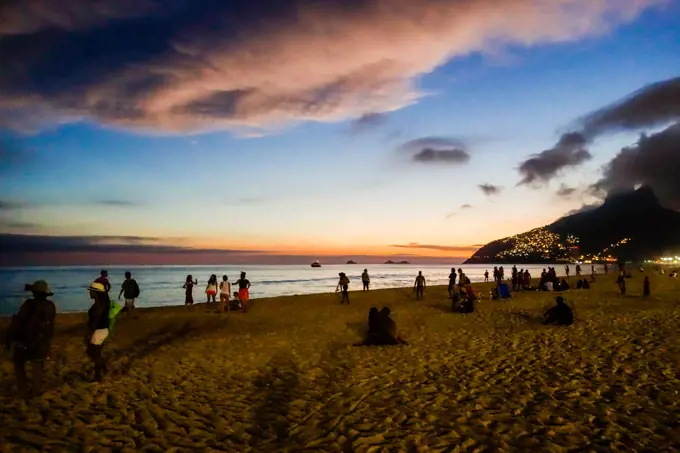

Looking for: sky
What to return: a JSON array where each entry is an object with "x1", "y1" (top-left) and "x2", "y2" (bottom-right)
[{"x1": 1, "y1": 0, "x2": 679, "y2": 266}]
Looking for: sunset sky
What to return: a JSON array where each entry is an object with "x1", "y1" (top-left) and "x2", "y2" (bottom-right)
[{"x1": 1, "y1": 0, "x2": 679, "y2": 265}]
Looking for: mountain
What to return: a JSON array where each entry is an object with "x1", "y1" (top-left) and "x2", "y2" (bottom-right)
[{"x1": 465, "y1": 186, "x2": 680, "y2": 264}]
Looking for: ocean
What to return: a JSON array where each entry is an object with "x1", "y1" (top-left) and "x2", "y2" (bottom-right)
[{"x1": 0, "y1": 263, "x2": 581, "y2": 315}]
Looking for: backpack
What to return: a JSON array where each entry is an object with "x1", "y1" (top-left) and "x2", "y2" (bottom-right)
[{"x1": 108, "y1": 299, "x2": 124, "y2": 333}]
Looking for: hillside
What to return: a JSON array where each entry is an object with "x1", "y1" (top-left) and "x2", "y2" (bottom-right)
[{"x1": 465, "y1": 186, "x2": 680, "y2": 264}]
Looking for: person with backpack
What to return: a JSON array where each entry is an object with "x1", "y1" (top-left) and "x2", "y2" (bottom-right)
[
  {"x1": 118, "y1": 271, "x2": 140, "y2": 317},
  {"x1": 85, "y1": 282, "x2": 112, "y2": 382},
  {"x1": 4, "y1": 280, "x2": 56, "y2": 399}
]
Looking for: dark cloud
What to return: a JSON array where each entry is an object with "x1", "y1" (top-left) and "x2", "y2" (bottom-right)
[
  {"x1": 518, "y1": 132, "x2": 592, "y2": 185},
  {"x1": 478, "y1": 183, "x2": 502, "y2": 196},
  {"x1": 390, "y1": 243, "x2": 479, "y2": 253},
  {"x1": 578, "y1": 77, "x2": 680, "y2": 138},
  {"x1": 0, "y1": 200, "x2": 27, "y2": 210},
  {"x1": 349, "y1": 112, "x2": 387, "y2": 133},
  {"x1": 563, "y1": 202, "x2": 602, "y2": 217},
  {"x1": 460, "y1": 204, "x2": 472, "y2": 209},
  {"x1": 0, "y1": 0, "x2": 658, "y2": 134},
  {"x1": 593, "y1": 122, "x2": 680, "y2": 210},
  {"x1": 412, "y1": 148, "x2": 470, "y2": 164},
  {"x1": 556, "y1": 184, "x2": 578, "y2": 198},
  {"x1": 94, "y1": 199, "x2": 140, "y2": 207},
  {"x1": 0, "y1": 233, "x2": 263, "y2": 255}
]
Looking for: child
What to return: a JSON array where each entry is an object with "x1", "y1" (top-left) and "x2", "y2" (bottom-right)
[
  {"x1": 183, "y1": 275, "x2": 198, "y2": 310},
  {"x1": 206, "y1": 274, "x2": 218, "y2": 304},
  {"x1": 232, "y1": 291, "x2": 242, "y2": 310},
  {"x1": 219, "y1": 275, "x2": 231, "y2": 314}
]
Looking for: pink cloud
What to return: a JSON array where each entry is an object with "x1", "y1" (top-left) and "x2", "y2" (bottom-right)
[{"x1": 0, "y1": 0, "x2": 666, "y2": 133}]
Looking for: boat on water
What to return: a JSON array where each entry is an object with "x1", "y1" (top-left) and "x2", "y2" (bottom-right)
[{"x1": 311, "y1": 261, "x2": 322, "y2": 268}]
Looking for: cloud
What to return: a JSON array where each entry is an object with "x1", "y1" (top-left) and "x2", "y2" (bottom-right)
[
  {"x1": 0, "y1": 0, "x2": 664, "y2": 134},
  {"x1": 593, "y1": 122, "x2": 680, "y2": 210},
  {"x1": 563, "y1": 202, "x2": 603, "y2": 216},
  {"x1": 94, "y1": 199, "x2": 140, "y2": 207},
  {"x1": 460, "y1": 204, "x2": 473, "y2": 209},
  {"x1": 0, "y1": 200, "x2": 27, "y2": 210},
  {"x1": 518, "y1": 132, "x2": 592, "y2": 185},
  {"x1": 0, "y1": 233, "x2": 262, "y2": 255},
  {"x1": 478, "y1": 183, "x2": 502, "y2": 196},
  {"x1": 578, "y1": 77, "x2": 680, "y2": 138},
  {"x1": 349, "y1": 112, "x2": 387, "y2": 133},
  {"x1": 390, "y1": 243, "x2": 479, "y2": 253},
  {"x1": 397, "y1": 137, "x2": 470, "y2": 164},
  {"x1": 412, "y1": 148, "x2": 470, "y2": 164},
  {"x1": 556, "y1": 184, "x2": 578, "y2": 198}
]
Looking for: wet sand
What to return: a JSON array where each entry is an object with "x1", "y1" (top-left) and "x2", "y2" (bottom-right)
[{"x1": 1, "y1": 274, "x2": 680, "y2": 452}]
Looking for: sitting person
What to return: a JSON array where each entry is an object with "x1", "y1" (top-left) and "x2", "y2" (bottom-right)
[
  {"x1": 543, "y1": 280, "x2": 554, "y2": 291},
  {"x1": 458, "y1": 285, "x2": 476, "y2": 313},
  {"x1": 355, "y1": 307, "x2": 408, "y2": 346},
  {"x1": 490, "y1": 286, "x2": 499, "y2": 300},
  {"x1": 231, "y1": 291, "x2": 243, "y2": 310},
  {"x1": 576, "y1": 279, "x2": 583, "y2": 289},
  {"x1": 542, "y1": 296, "x2": 574, "y2": 326},
  {"x1": 554, "y1": 279, "x2": 570, "y2": 291},
  {"x1": 582, "y1": 279, "x2": 590, "y2": 289}
]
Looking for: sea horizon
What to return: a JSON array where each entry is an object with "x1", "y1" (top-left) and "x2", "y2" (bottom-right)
[{"x1": 0, "y1": 263, "x2": 592, "y2": 316}]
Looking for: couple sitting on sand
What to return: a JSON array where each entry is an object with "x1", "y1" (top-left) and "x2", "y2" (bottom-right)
[{"x1": 355, "y1": 307, "x2": 408, "y2": 346}]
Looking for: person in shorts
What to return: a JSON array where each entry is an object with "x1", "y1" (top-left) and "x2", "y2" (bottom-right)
[
  {"x1": 236, "y1": 272, "x2": 251, "y2": 312},
  {"x1": 219, "y1": 275, "x2": 231, "y2": 314},
  {"x1": 118, "y1": 271, "x2": 140, "y2": 317}
]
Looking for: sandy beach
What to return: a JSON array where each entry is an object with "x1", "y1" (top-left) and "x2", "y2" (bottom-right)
[{"x1": 1, "y1": 274, "x2": 680, "y2": 452}]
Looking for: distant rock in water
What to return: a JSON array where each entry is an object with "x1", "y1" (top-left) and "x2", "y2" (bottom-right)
[
  {"x1": 397, "y1": 261, "x2": 410, "y2": 265},
  {"x1": 311, "y1": 261, "x2": 321, "y2": 268},
  {"x1": 384, "y1": 260, "x2": 396, "y2": 264},
  {"x1": 346, "y1": 260, "x2": 357, "y2": 264},
  {"x1": 465, "y1": 186, "x2": 680, "y2": 264}
]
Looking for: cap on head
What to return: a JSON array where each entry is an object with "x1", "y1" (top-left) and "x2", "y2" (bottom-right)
[
  {"x1": 27, "y1": 280, "x2": 53, "y2": 296},
  {"x1": 89, "y1": 282, "x2": 107, "y2": 293}
]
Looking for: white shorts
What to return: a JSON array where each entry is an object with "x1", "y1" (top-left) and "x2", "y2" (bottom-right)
[
  {"x1": 91, "y1": 328, "x2": 109, "y2": 345},
  {"x1": 125, "y1": 298, "x2": 136, "y2": 307}
]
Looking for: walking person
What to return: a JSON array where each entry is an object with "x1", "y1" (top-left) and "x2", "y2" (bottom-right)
[
  {"x1": 617, "y1": 271, "x2": 626, "y2": 295},
  {"x1": 183, "y1": 275, "x2": 198, "y2": 310},
  {"x1": 414, "y1": 271, "x2": 426, "y2": 300},
  {"x1": 206, "y1": 274, "x2": 218, "y2": 304},
  {"x1": 336, "y1": 273, "x2": 350, "y2": 304},
  {"x1": 219, "y1": 275, "x2": 231, "y2": 314},
  {"x1": 95, "y1": 269, "x2": 111, "y2": 292},
  {"x1": 85, "y1": 282, "x2": 111, "y2": 382},
  {"x1": 591, "y1": 265, "x2": 597, "y2": 282},
  {"x1": 361, "y1": 269, "x2": 370, "y2": 291},
  {"x1": 5, "y1": 281, "x2": 56, "y2": 399},
  {"x1": 236, "y1": 272, "x2": 251, "y2": 312},
  {"x1": 118, "y1": 271, "x2": 140, "y2": 318},
  {"x1": 643, "y1": 276, "x2": 650, "y2": 297},
  {"x1": 565, "y1": 265, "x2": 570, "y2": 280},
  {"x1": 484, "y1": 270, "x2": 489, "y2": 283}
]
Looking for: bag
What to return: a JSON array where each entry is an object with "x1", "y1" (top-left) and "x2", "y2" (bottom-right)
[{"x1": 108, "y1": 299, "x2": 123, "y2": 333}]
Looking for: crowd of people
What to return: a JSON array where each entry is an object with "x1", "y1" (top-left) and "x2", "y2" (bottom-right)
[{"x1": 4, "y1": 262, "x2": 675, "y2": 399}]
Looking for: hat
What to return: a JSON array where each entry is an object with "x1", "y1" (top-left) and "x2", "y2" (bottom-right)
[
  {"x1": 27, "y1": 280, "x2": 53, "y2": 296},
  {"x1": 88, "y1": 282, "x2": 107, "y2": 293}
]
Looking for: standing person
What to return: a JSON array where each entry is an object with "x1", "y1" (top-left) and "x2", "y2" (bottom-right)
[
  {"x1": 565, "y1": 265, "x2": 570, "y2": 279},
  {"x1": 617, "y1": 271, "x2": 626, "y2": 295},
  {"x1": 5, "y1": 281, "x2": 56, "y2": 399},
  {"x1": 414, "y1": 271, "x2": 426, "y2": 300},
  {"x1": 206, "y1": 274, "x2": 218, "y2": 304},
  {"x1": 499, "y1": 266, "x2": 505, "y2": 281},
  {"x1": 643, "y1": 276, "x2": 650, "y2": 297},
  {"x1": 85, "y1": 282, "x2": 110, "y2": 382},
  {"x1": 604, "y1": 262, "x2": 609, "y2": 275},
  {"x1": 493, "y1": 267, "x2": 500, "y2": 283},
  {"x1": 219, "y1": 275, "x2": 231, "y2": 314},
  {"x1": 236, "y1": 272, "x2": 251, "y2": 312},
  {"x1": 118, "y1": 271, "x2": 140, "y2": 318},
  {"x1": 457, "y1": 269, "x2": 466, "y2": 292},
  {"x1": 336, "y1": 272, "x2": 350, "y2": 304},
  {"x1": 484, "y1": 270, "x2": 489, "y2": 283},
  {"x1": 361, "y1": 269, "x2": 370, "y2": 291},
  {"x1": 447, "y1": 268, "x2": 457, "y2": 298},
  {"x1": 95, "y1": 270, "x2": 111, "y2": 292},
  {"x1": 576, "y1": 264, "x2": 582, "y2": 277},
  {"x1": 591, "y1": 265, "x2": 597, "y2": 282},
  {"x1": 183, "y1": 275, "x2": 198, "y2": 310}
]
